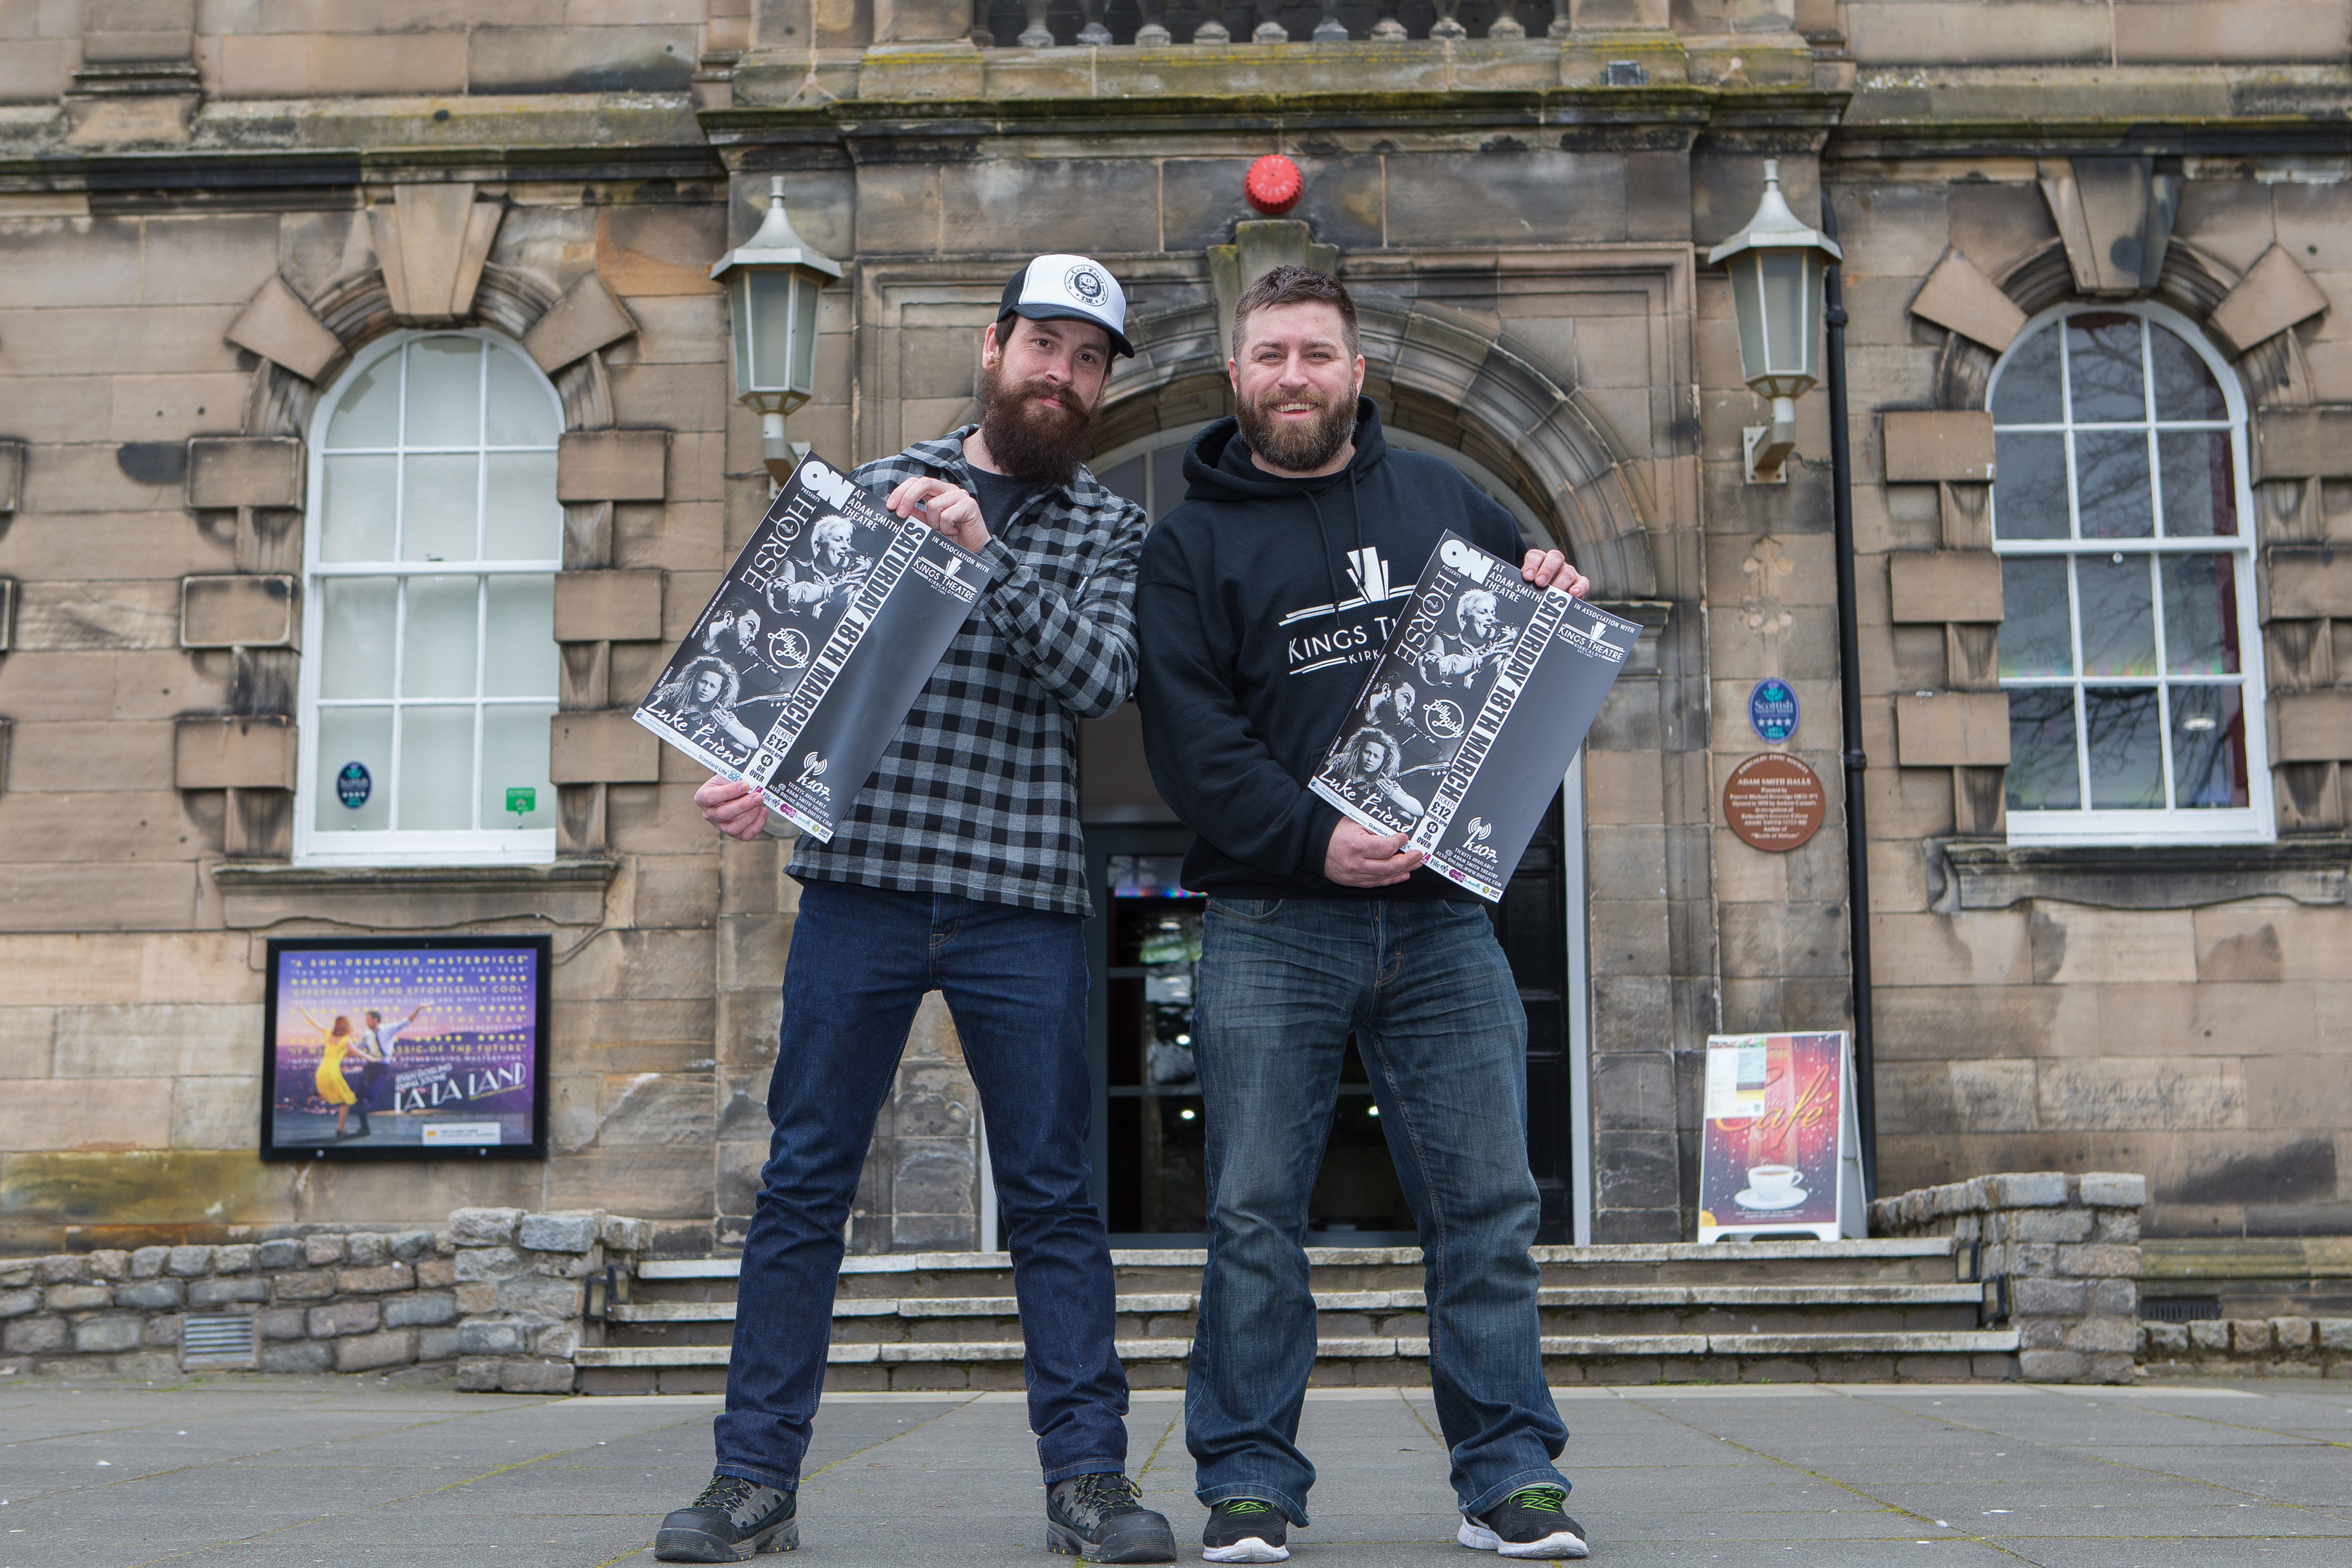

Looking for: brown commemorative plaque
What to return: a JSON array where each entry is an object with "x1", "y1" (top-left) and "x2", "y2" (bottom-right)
[{"x1": 1723, "y1": 753, "x2": 1827, "y2": 852}]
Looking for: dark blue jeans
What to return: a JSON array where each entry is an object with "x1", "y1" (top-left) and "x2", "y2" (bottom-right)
[
  {"x1": 1186, "y1": 897, "x2": 1569, "y2": 1525},
  {"x1": 713, "y1": 878, "x2": 1130, "y2": 1490}
]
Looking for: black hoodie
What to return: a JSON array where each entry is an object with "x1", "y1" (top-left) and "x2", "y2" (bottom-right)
[{"x1": 1136, "y1": 399, "x2": 1527, "y2": 899}]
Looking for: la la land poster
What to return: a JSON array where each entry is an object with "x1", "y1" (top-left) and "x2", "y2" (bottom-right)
[{"x1": 261, "y1": 937, "x2": 550, "y2": 1161}]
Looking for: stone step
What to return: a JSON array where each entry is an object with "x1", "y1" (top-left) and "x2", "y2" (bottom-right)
[
  {"x1": 608, "y1": 1282, "x2": 1985, "y2": 1326},
  {"x1": 631, "y1": 1237, "x2": 1965, "y2": 1300},
  {"x1": 576, "y1": 1328, "x2": 2018, "y2": 1372}
]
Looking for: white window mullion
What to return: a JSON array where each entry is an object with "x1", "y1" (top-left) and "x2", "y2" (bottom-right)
[
  {"x1": 472, "y1": 342, "x2": 491, "y2": 833},
  {"x1": 2148, "y1": 552, "x2": 2177, "y2": 810},
  {"x1": 389, "y1": 576, "x2": 408, "y2": 833},
  {"x1": 2065, "y1": 554, "x2": 2093, "y2": 811},
  {"x1": 473, "y1": 576, "x2": 489, "y2": 831}
]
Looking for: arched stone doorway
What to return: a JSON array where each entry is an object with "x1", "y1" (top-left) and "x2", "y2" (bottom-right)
[{"x1": 1075, "y1": 354, "x2": 1609, "y2": 1245}]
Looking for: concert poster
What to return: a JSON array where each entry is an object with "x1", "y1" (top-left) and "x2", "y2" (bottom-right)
[
  {"x1": 259, "y1": 936, "x2": 550, "y2": 1161},
  {"x1": 1308, "y1": 532, "x2": 1641, "y2": 902},
  {"x1": 633, "y1": 452, "x2": 986, "y2": 841}
]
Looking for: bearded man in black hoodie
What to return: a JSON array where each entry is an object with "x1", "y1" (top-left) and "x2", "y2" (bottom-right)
[{"x1": 1137, "y1": 267, "x2": 1593, "y2": 1563}]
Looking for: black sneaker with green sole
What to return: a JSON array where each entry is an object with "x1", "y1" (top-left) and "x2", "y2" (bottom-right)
[
  {"x1": 1458, "y1": 1485, "x2": 1588, "y2": 1560},
  {"x1": 1045, "y1": 1471, "x2": 1178, "y2": 1563},
  {"x1": 1202, "y1": 1498, "x2": 1290, "y2": 1563},
  {"x1": 654, "y1": 1474, "x2": 799, "y2": 1561}
]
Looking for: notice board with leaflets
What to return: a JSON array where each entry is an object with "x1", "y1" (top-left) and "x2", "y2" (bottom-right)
[{"x1": 1696, "y1": 1031, "x2": 1866, "y2": 1243}]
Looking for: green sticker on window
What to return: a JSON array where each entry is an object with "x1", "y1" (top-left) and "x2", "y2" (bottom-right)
[{"x1": 505, "y1": 787, "x2": 536, "y2": 817}]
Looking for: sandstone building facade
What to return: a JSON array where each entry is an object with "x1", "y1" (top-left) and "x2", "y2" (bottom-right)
[{"x1": 1, "y1": 1, "x2": 2347, "y2": 1298}]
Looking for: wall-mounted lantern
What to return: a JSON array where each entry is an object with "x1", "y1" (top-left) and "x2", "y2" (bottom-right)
[
  {"x1": 711, "y1": 176, "x2": 842, "y2": 483},
  {"x1": 1709, "y1": 158, "x2": 1841, "y2": 483}
]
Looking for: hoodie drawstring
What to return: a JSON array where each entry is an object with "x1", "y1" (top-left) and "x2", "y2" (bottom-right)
[
  {"x1": 1307, "y1": 454, "x2": 1371, "y2": 621},
  {"x1": 1306, "y1": 489, "x2": 1345, "y2": 623}
]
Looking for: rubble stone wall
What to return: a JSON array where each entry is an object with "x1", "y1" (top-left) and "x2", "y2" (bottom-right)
[
  {"x1": 1872, "y1": 1170, "x2": 2145, "y2": 1384},
  {"x1": 2139, "y1": 1316, "x2": 2352, "y2": 1379},
  {"x1": 0, "y1": 1206, "x2": 648, "y2": 1394}
]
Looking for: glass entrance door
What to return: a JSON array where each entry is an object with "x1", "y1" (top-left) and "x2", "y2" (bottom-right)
[
  {"x1": 1079, "y1": 786, "x2": 1582, "y2": 1246},
  {"x1": 1084, "y1": 830, "x2": 1419, "y2": 1245}
]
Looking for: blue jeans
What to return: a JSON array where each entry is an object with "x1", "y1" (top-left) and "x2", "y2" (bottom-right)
[
  {"x1": 713, "y1": 878, "x2": 1129, "y2": 1490},
  {"x1": 1185, "y1": 897, "x2": 1569, "y2": 1526}
]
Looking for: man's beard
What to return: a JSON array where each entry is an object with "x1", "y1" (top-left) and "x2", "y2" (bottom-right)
[
  {"x1": 1236, "y1": 387, "x2": 1357, "y2": 474},
  {"x1": 977, "y1": 359, "x2": 1101, "y2": 488}
]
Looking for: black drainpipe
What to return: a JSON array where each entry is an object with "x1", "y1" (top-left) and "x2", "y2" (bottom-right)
[{"x1": 1819, "y1": 187, "x2": 1877, "y2": 1199}]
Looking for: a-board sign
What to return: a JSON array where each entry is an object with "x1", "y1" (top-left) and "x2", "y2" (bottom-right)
[
  {"x1": 1723, "y1": 752, "x2": 1826, "y2": 852},
  {"x1": 1696, "y1": 1032, "x2": 1866, "y2": 1243}
]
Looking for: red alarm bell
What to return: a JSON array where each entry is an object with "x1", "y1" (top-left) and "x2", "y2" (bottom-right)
[{"x1": 1245, "y1": 155, "x2": 1303, "y2": 216}]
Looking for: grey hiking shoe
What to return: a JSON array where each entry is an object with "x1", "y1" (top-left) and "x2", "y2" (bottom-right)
[
  {"x1": 655, "y1": 1473, "x2": 799, "y2": 1561},
  {"x1": 1046, "y1": 1471, "x2": 1178, "y2": 1563}
]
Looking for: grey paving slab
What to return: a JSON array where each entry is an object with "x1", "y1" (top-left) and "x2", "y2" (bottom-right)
[{"x1": 2, "y1": 1377, "x2": 2350, "y2": 1566}]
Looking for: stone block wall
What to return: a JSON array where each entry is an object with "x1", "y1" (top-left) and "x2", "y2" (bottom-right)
[
  {"x1": 2139, "y1": 1315, "x2": 2352, "y2": 1379},
  {"x1": 1835, "y1": 148, "x2": 2352, "y2": 1241},
  {"x1": 1872, "y1": 1170, "x2": 2145, "y2": 1384},
  {"x1": 0, "y1": 1207, "x2": 648, "y2": 1394}
]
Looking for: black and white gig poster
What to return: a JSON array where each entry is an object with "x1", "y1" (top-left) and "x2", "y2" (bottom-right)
[
  {"x1": 1309, "y1": 532, "x2": 1640, "y2": 902},
  {"x1": 633, "y1": 454, "x2": 985, "y2": 841}
]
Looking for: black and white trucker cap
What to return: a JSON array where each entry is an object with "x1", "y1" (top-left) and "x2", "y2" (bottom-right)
[{"x1": 996, "y1": 254, "x2": 1134, "y2": 359}]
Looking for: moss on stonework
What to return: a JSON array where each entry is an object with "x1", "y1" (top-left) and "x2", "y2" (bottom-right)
[{"x1": 0, "y1": 1151, "x2": 290, "y2": 1238}]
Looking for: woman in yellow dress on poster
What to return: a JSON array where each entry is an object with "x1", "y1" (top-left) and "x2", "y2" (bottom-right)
[{"x1": 298, "y1": 1010, "x2": 378, "y2": 1140}]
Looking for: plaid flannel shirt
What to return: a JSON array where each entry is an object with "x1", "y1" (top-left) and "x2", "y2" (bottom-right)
[{"x1": 784, "y1": 428, "x2": 1147, "y2": 917}]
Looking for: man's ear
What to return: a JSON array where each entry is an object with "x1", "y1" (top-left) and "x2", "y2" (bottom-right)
[
  {"x1": 1351, "y1": 354, "x2": 1367, "y2": 398},
  {"x1": 1227, "y1": 357, "x2": 1240, "y2": 394},
  {"x1": 981, "y1": 320, "x2": 1003, "y2": 370}
]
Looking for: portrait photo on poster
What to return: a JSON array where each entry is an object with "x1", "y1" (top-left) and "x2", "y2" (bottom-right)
[{"x1": 258, "y1": 936, "x2": 551, "y2": 1162}]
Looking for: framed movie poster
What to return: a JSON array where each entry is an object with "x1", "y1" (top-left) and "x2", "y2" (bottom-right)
[
  {"x1": 260, "y1": 936, "x2": 551, "y2": 1161},
  {"x1": 1696, "y1": 1032, "x2": 1866, "y2": 1243}
]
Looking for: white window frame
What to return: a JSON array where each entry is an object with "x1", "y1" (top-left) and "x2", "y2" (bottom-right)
[
  {"x1": 1990, "y1": 301, "x2": 2274, "y2": 847},
  {"x1": 293, "y1": 329, "x2": 564, "y2": 867}
]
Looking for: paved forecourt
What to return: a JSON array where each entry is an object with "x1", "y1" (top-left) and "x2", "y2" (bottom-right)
[{"x1": 1, "y1": 1376, "x2": 2348, "y2": 1566}]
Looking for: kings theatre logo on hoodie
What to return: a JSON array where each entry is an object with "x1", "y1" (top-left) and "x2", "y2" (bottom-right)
[{"x1": 1281, "y1": 546, "x2": 1414, "y2": 675}]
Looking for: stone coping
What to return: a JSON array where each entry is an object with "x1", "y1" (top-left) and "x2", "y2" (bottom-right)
[
  {"x1": 1935, "y1": 838, "x2": 2350, "y2": 911},
  {"x1": 209, "y1": 858, "x2": 619, "y2": 890},
  {"x1": 2143, "y1": 1237, "x2": 2352, "y2": 1281}
]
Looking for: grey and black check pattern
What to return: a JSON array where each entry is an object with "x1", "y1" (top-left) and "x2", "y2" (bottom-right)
[{"x1": 785, "y1": 428, "x2": 1147, "y2": 917}]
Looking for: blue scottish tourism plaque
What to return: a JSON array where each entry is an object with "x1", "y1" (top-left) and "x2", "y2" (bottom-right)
[{"x1": 1747, "y1": 677, "x2": 1799, "y2": 744}]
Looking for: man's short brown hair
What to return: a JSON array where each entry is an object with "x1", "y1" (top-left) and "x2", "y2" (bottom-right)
[{"x1": 1230, "y1": 265, "x2": 1360, "y2": 360}]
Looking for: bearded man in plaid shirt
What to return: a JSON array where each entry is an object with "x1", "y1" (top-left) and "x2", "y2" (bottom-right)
[{"x1": 656, "y1": 256, "x2": 1176, "y2": 1566}]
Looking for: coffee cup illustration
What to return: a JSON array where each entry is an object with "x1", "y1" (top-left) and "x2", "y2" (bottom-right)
[{"x1": 1746, "y1": 1163, "x2": 1802, "y2": 1201}]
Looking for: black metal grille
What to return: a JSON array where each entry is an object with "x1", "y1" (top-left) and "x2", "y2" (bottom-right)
[
  {"x1": 2140, "y1": 1298, "x2": 2221, "y2": 1323},
  {"x1": 181, "y1": 1312, "x2": 258, "y2": 1365}
]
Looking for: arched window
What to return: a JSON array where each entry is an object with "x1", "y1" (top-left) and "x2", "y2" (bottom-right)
[
  {"x1": 1989, "y1": 303, "x2": 2271, "y2": 844},
  {"x1": 295, "y1": 331, "x2": 563, "y2": 864}
]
